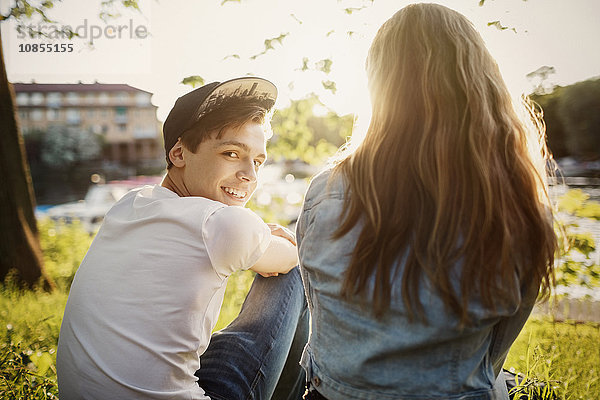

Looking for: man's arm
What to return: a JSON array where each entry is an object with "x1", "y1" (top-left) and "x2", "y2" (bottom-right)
[{"x1": 250, "y1": 224, "x2": 298, "y2": 276}]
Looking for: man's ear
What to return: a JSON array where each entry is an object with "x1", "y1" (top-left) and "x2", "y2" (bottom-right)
[{"x1": 168, "y1": 139, "x2": 186, "y2": 168}]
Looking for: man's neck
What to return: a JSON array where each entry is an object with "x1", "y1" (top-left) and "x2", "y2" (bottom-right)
[{"x1": 161, "y1": 171, "x2": 190, "y2": 197}]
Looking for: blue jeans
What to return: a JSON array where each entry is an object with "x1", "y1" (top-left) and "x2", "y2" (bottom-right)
[{"x1": 196, "y1": 267, "x2": 309, "y2": 400}]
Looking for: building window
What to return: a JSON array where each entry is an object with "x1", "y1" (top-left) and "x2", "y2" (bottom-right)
[
  {"x1": 133, "y1": 126, "x2": 156, "y2": 139},
  {"x1": 47, "y1": 109, "x2": 60, "y2": 120},
  {"x1": 118, "y1": 123, "x2": 127, "y2": 132},
  {"x1": 31, "y1": 109, "x2": 44, "y2": 121},
  {"x1": 136, "y1": 92, "x2": 151, "y2": 106},
  {"x1": 85, "y1": 93, "x2": 96, "y2": 104},
  {"x1": 47, "y1": 92, "x2": 61, "y2": 107},
  {"x1": 18, "y1": 110, "x2": 29, "y2": 120},
  {"x1": 66, "y1": 92, "x2": 79, "y2": 104},
  {"x1": 66, "y1": 108, "x2": 81, "y2": 124},
  {"x1": 98, "y1": 92, "x2": 109, "y2": 104},
  {"x1": 114, "y1": 106, "x2": 128, "y2": 124},
  {"x1": 30, "y1": 92, "x2": 44, "y2": 105},
  {"x1": 16, "y1": 93, "x2": 29, "y2": 106},
  {"x1": 116, "y1": 91, "x2": 129, "y2": 104}
]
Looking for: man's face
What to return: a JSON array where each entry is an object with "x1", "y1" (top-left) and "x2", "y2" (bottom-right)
[{"x1": 181, "y1": 121, "x2": 267, "y2": 206}]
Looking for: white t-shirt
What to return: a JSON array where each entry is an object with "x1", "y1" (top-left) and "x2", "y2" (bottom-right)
[{"x1": 57, "y1": 185, "x2": 271, "y2": 400}]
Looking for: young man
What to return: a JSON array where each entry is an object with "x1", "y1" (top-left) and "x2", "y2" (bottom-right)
[{"x1": 57, "y1": 77, "x2": 308, "y2": 400}]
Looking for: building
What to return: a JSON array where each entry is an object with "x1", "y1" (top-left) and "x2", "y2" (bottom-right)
[{"x1": 13, "y1": 82, "x2": 164, "y2": 168}]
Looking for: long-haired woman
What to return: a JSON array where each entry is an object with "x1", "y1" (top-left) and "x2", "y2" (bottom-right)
[{"x1": 296, "y1": 4, "x2": 557, "y2": 400}]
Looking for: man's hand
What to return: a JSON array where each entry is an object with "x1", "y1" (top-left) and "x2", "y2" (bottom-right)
[
  {"x1": 250, "y1": 223, "x2": 298, "y2": 277},
  {"x1": 257, "y1": 224, "x2": 295, "y2": 277},
  {"x1": 257, "y1": 271, "x2": 279, "y2": 277},
  {"x1": 267, "y1": 223, "x2": 296, "y2": 246}
]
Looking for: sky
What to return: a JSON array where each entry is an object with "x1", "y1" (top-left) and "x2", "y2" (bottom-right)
[{"x1": 2, "y1": 0, "x2": 600, "y2": 121}]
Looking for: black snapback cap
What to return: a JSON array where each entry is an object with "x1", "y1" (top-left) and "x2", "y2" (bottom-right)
[{"x1": 162, "y1": 76, "x2": 278, "y2": 162}]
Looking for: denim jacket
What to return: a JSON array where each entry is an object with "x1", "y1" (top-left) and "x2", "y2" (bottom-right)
[{"x1": 296, "y1": 169, "x2": 537, "y2": 400}]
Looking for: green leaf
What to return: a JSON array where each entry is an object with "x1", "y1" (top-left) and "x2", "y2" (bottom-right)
[
  {"x1": 300, "y1": 57, "x2": 309, "y2": 71},
  {"x1": 487, "y1": 21, "x2": 509, "y2": 31},
  {"x1": 322, "y1": 80, "x2": 337, "y2": 94},
  {"x1": 487, "y1": 20, "x2": 517, "y2": 33},
  {"x1": 316, "y1": 59, "x2": 333, "y2": 74},
  {"x1": 181, "y1": 75, "x2": 205, "y2": 88},
  {"x1": 290, "y1": 13, "x2": 302, "y2": 24},
  {"x1": 251, "y1": 33, "x2": 289, "y2": 59},
  {"x1": 344, "y1": 7, "x2": 363, "y2": 14},
  {"x1": 30, "y1": 351, "x2": 53, "y2": 376},
  {"x1": 121, "y1": 0, "x2": 140, "y2": 11}
]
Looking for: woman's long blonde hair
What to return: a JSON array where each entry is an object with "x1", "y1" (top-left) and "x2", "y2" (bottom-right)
[{"x1": 334, "y1": 3, "x2": 557, "y2": 324}]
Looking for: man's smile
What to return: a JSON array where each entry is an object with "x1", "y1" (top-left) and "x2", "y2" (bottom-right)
[{"x1": 222, "y1": 186, "x2": 248, "y2": 200}]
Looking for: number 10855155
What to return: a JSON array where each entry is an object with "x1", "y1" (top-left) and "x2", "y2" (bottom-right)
[{"x1": 19, "y1": 43, "x2": 74, "y2": 52}]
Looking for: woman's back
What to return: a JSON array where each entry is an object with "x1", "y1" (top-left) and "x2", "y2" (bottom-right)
[
  {"x1": 297, "y1": 3, "x2": 556, "y2": 399},
  {"x1": 297, "y1": 170, "x2": 538, "y2": 400}
]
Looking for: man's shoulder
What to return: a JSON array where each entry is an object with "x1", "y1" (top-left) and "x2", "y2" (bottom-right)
[
  {"x1": 107, "y1": 185, "x2": 227, "y2": 227},
  {"x1": 204, "y1": 206, "x2": 266, "y2": 232}
]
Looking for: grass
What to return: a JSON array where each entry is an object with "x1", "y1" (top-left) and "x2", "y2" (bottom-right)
[
  {"x1": 504, "y1": 318, "x2": 600, "y2": 399},
  {"x1": 1, "y1": 221, "x2": 599, "y2": 399}
]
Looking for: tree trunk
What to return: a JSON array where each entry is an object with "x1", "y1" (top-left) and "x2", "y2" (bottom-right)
[{"x1": 0, "y1": 29, "x2": 53, "y2": 289}]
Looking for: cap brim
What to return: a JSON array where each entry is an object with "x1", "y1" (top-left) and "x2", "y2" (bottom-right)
[{"x1": 192, "y1": 77, "x2": 277, "y2": 122}]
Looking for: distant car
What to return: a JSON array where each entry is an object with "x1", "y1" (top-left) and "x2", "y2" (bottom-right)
[{"x1": 44, "y1": 177, "x2": 161, "y2": 233}]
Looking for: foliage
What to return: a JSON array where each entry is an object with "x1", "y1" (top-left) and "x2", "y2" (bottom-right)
[
  {"x1": 180, "y1": 75, "x2": 205, "y2": 88},
  {"x1": 269, "y1": 95, "x2": 352, "y2": 165},
  {"x1": 487, "y1": 20, "x2": 516, "y2": 33},
  {"x1": 213, "y1": 270, "x2": 256, "y2": 332},
  {"x1": 534, "y1": 78, "x2": 600, "y2": 161},
  {"x1": 527, "y1": 66, "x2": 557, "y2": 96},
  {"x1": 0, "y1": 340, "x2": 59, "y2": 399},
  {"x1": 250, "y1": 33, "x2": 289, "y2": 60},
  {"x1": 531, "y1": 87, "x2": 567, "y2": 158},
  {"x1": 555, "y1": 189, "x2": 600, "y2": 288},
  {"x1": 39, "y1": 126, "x2": 102, "y2": 169},
  {"x1": 557, "y1": 79, "x2": 600, "y2": 160},
  {"x1": 23, "y1": 127, "x2": 110, "y2": 204},
  {"x1": 0, "y1": 1, "x2": 55, "y2": 23},
  {"x1": 0, "y1": 278, "x2": 65, "y2": 399},
  {"x1": 504, "y1": 318, "x2": 600, "y2": 400},
  {"x1": 38, "y1": 219, "x2": 93, "y2": 291},
  {"x1": 247, "y1": 194, "x2": 292, "y2": 226},
  {"x1": 0, "y1": 0, "x2": 141, "y2": 33}
]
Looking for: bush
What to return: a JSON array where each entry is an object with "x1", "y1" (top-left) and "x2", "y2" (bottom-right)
[{"x1": 38, "y1": 218, "x2": 93, "y2": 291}]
